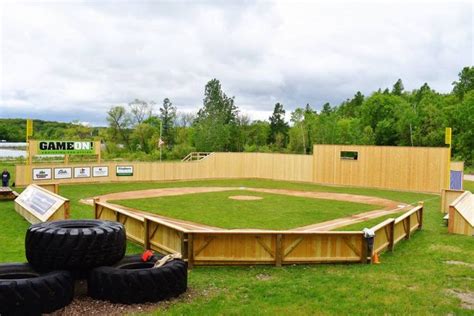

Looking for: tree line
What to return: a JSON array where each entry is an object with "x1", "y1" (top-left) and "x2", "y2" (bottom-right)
[{"x1": 1, "y1": 66, "x2": 473, "y2": 165}]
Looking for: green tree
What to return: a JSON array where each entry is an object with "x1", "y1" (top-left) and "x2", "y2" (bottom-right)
[
  {"x1": 268, "y1": 103, "x2": 289, "y2": 147},
  {"x1": 194, "y1": 79, "x2": 239, "y2": 151},
  {"x1": 452, "y1": 66, "x2": 474, "y2": 100},
  {"x1": 159, "y1": 98, "x2": 177, "y2": 147},
  {"x1": 106, "y1": 106, "x2": 132, "y2": 149},
  {"x1": 392, "y1": 79, "x2": 404, "y2": 96}
]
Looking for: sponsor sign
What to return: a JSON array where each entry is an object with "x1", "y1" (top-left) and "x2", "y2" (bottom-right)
[
  {"x1": 92, "y1": 166, "x2": 109, "y2": 177},
  {"x1": 74, "y1": 167, "x2": 91, "y2": 178},
  {"x1": 32, "y1": 168, "x2": 52, "y2": 180},
  {"x1": 54, "y1": 167, "x2": 72, "y2": 179},
  {"x1": 116, "y1": 166, "x2": 133, "y2": 176},
  {"x1": 38, "y1": 140, "x2": 95, "y2": 155}
]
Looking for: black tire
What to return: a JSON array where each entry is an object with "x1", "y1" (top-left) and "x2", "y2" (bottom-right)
[
  {"x1": 88, "y1": 254, "x2": 187, "y2": 304},
  {"x1": 25, "y1": 220, "x2": 126, "y2": 272},
  {"x1": 0, "y1": 263, "x2": 74, "y2": 315}
]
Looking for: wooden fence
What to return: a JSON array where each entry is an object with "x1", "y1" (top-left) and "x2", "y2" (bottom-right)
[
  {"x1": 15, "y1": 152, "x2": 313, "y2": 186},
  {"x1": 16, "y1": 145, "x2": 450, "y2": 193},
  {"x1": 94, "y1": 201, "x2": 424, "y2": 267}
]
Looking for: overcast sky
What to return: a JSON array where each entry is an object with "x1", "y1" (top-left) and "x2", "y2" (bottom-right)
[{"x1": 0, "y1": 0, "x2": 472, "y2": 126}]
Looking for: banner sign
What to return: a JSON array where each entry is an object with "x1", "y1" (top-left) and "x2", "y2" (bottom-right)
[
  {"x1": 93, "y1": 166, "x2": 109, "y2": 177},
  {"x1": 32, "y1": 168, "x2": 52, "y2": 180},
  {"x1": 74, "y1": 167, "x2": 91, "y2": 178},
  {"x1": 116, "y1": 166, "x2": 133, "y2": 176},
  {"x1": 54, "y1": 167, "x2": 72, "y2": 179},
  {"x1": 38, "y1": 141, "x2": 95, "y2": 155}
]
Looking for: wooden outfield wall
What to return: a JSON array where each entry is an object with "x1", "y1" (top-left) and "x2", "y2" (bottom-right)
[
  {"x1": 313, "y1": 145, "x2": 449, "y2": 193},
  {"x1": 16, "y1": 145, "x2": 449, "y2": 193},
  {"x1": 94, "y1": 201, "x2": 424, "y2": 267}
]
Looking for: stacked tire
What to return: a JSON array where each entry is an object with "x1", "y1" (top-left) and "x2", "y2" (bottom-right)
[{"x1": 0, "y1": 219, "x2": 187, "y2": 315}]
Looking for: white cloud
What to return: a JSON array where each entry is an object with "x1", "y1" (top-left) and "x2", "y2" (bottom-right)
[{"x1": 0, "y1": 0, "x2": 472, "y2": 125}]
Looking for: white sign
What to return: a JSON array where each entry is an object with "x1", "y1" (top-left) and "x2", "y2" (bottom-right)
[
  {"x1": 116, "y1": 166, "x2": 133, "y2": 176},
  {"x1": 32, "y1": 168, "x2": 52, "y2": 180},
  {"x1": 54, "y1": 167, "x2": 72, "y2": 179},
  {"x1": 74, "y1": 167, "x2": 91, "y2": 178},
  {"x1": 93, "y1": 166, "x2": 109, "y2": 177}
]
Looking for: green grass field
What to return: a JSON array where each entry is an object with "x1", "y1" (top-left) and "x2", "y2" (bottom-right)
[
  {"x1": 111, "y1": 190, "x2": 378, "y2": 230},
  {"x1": 0, "y1": 179, "x2": 473, "y2": 314}
]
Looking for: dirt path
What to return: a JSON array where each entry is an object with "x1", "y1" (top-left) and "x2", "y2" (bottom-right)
[{"x1": 82, "y1": 187, "x2": 411, "y2": 231}]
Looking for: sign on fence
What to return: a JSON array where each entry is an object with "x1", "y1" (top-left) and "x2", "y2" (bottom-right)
[
  {"x1": 93, "y1": 166, "x2": 109, "y2": 177},
  {"x1": 116, "y1": 166, "x2": 133, "y2": 176},
  {"x1": 38, "y1": 141, "x2": 95, "y2": 155},
  {"x1": 32, "y1": 168, "x2": 52, "y2": 180},
  {"x1": 54, "y1": 167, "x2": 72, "y2": 179}
]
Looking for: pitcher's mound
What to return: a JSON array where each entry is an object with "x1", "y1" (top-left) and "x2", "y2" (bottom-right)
[{"x1": 229, "y1": 195, "x2": 263, "y2": 201}]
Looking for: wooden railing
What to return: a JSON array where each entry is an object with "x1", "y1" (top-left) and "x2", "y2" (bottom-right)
[
  {"x1": 181, "y1": 152, "x2": 213, "y2": 162},
  {"x1": 94, "y1": 201, "x2": 424, "y2": 268},
  {"x1": 370, "y1": 203, "x2": 424, "y2": 255}
]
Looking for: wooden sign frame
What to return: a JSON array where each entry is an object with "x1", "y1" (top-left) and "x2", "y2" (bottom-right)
[{"x1": 14, "y1": 184, "x2": 70, "y2": 224}]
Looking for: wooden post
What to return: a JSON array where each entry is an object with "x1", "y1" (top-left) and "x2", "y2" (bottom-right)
[
  {"x1": 143, "y1": 218, "x2": 150, "y2": 250},
  {"x1": 275, "y1": 234, "x2": 282, "y2": 267},
  {"x1": 388, "y1": 220, "x2": 395, "y2": 252},
  {"x1": 64, "y1": 200, "x2": 70, "y2": 219},
  {"x1": 418, "y1": 201, "x2": 424, "y2": 230},
  {"x1": 360, "y1": 236, "x2": 368, "y2": 264},
  {"x1": 187, "y1": 233, "x2": 194, "y2": 269},
  {"x1": 180, "y1": 232, "x2": 188, "y2": 261},
  {"x1": 406, "y1": 216, "x2": 411, "y2": 240},
  {"x1": 93, "y1": 199, "x2": 99, "y2": 219}
]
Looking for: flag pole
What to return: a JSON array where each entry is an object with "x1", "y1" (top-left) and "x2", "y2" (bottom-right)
[{"x1": 160, "y1": 120, "x2": 162, "y2": 162}]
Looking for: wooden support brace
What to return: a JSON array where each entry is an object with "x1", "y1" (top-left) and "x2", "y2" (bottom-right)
[
  {"x1": 255, "y1": 236, "x2": 274, "y2": 258},
  {"x1": 194, "y1": 236, "x2": 215, "y2": 257},
  {"x1": 149, "y1": 224, "x2": 159, "y2": 240},
  {"x1": 283, "y1": 237, "x2": 303, "y2": 257},
  {"x1": 343, "y1": 236, "x2": 361, "y2": 257}
]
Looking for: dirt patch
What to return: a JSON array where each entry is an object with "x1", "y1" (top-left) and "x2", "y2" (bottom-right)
[
  {"x1": 256, "y1": 273, "x2": 272, "y2": 281},
  {"x1": 445, "y1": 260, "x2": 474, "y2": 268},
  {"x1": 48, "y1": 288, "x2": 199, "y2": 315},
  {"x1": 447, "y1": 289, "x2": 474, "y2": 310},
  {"x1": 229, "y1": 195, "x2": 263, "y2": 201}
]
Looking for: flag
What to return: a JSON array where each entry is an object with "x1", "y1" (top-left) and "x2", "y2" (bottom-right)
[{"x1": 158, "y1": 138, "x2": 165, "y2": 147}]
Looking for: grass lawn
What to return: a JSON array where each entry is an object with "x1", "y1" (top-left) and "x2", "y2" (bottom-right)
[
  {"x1": 0, "y1": 178, "x2": 473, "y2": 314},
  {"x1": 110, "y1": 190, "x2": 378, "y2": 230}
]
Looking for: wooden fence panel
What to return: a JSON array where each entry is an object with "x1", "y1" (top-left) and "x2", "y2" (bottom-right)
[
  {"x1": 282, "y1": 233, "x2": 363, "y2": 263},
  {"x1": 192, "y1": 233, "x2": 276, "y2": 265},
  {"x1": 313, "y1": 145, "x2": 449, "y2": 193},
  {"x1": 146, "y1": 219, "x2": 184, "y2": 255}
]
